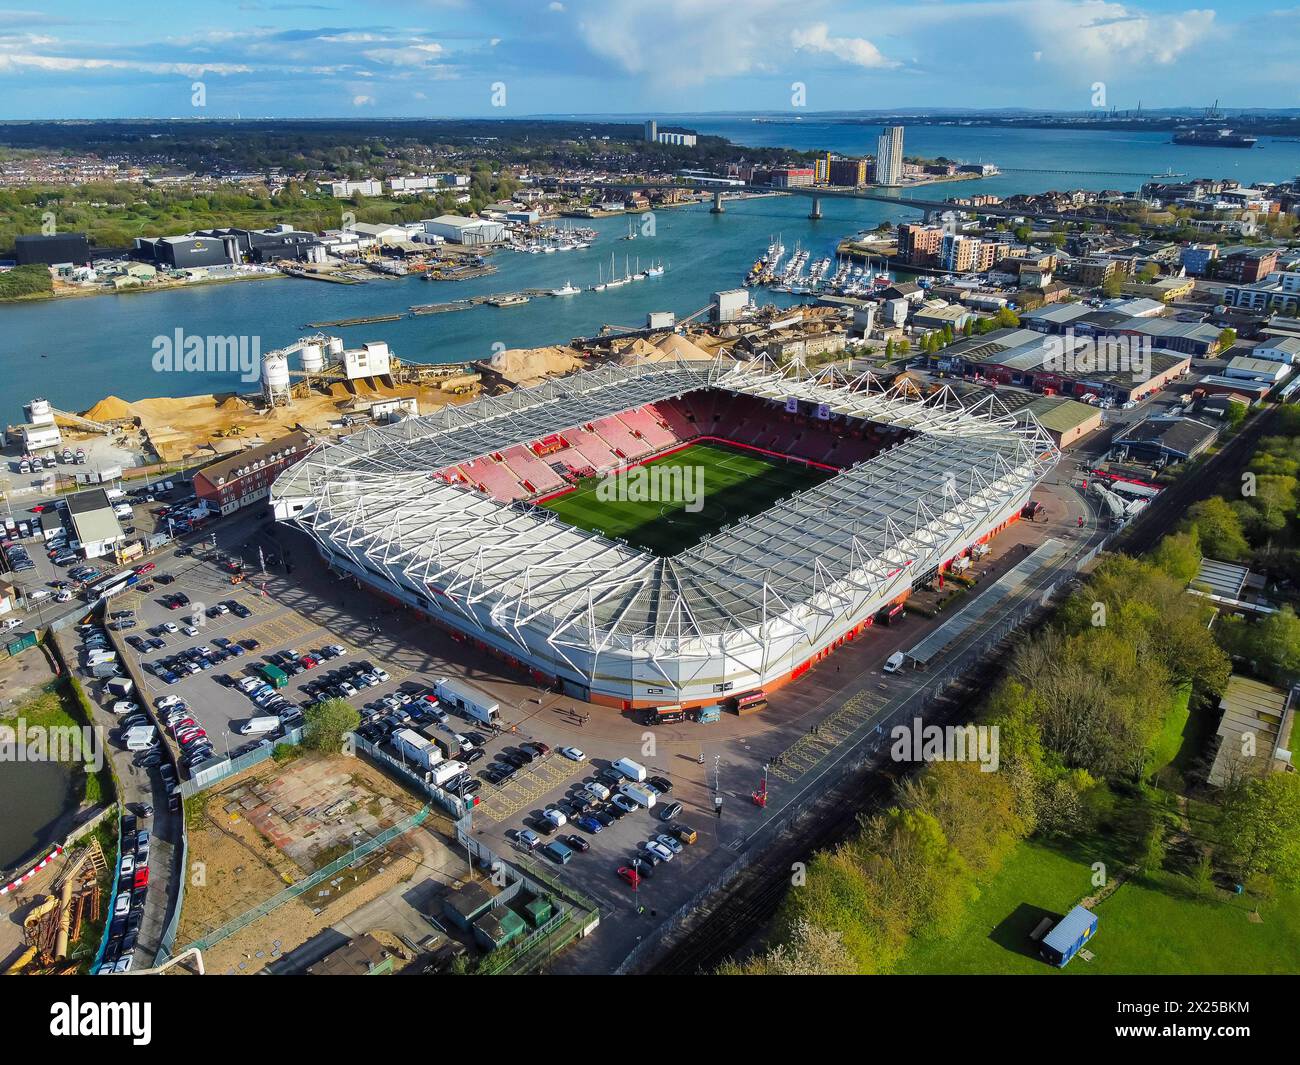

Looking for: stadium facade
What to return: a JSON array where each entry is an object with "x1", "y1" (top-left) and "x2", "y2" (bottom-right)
[{"x1": 271, "y1": 357, "x2": 1058, "y2": 710}]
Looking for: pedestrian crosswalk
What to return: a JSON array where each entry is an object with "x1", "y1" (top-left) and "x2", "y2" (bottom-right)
[{"x1": 768, "y1": 689, "x2": 883, "y2": 782}]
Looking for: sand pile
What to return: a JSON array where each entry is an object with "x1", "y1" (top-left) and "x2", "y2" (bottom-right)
[
  {"x1": 82, "y1": 396, "x2": 136, "y2": 421},
  {"x1": 487, "y1": 345, "x2": 583, "y2": 386}
]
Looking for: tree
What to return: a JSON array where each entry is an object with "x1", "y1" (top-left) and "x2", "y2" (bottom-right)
[
  {"x1": 1186, "y1": 496, "x2": 1249, "y2": 561},
  {"x1": 1218, "y1": 773, "x2": 1300, "y2": 885},
  {"x1": 1217, "y1": 327, "x2": 1237, "y2": 352},
  {"x1": 1101, "y1": 273, "x2": 1124, "y2": 298},
  {"x1": 302, "y1": 697, "x2": 360, "y2": 752},
  {"x1": 1151, "y1": 529, "x2": 1202, "y2": 585}
]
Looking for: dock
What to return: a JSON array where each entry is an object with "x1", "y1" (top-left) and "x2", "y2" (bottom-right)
[{"x1": 307, "y1": 313, "x2": 405, "y2": 328}]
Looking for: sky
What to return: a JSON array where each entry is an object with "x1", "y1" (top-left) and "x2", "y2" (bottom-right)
[{"x1": 0, "y1": 1, "x2": 1294, "y2": 120}]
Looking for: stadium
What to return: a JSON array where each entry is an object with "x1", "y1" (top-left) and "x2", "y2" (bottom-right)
[{"x1": 270, "y1": 356, "x2": 1059, "y2": 711}]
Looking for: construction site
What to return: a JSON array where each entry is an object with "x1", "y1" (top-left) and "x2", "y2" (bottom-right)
[{"x1": 4, "y1": 838, "x2": 111, "y2": 975}]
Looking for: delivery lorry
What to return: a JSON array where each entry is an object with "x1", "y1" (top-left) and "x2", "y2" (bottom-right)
[
  {"x1": 612, "y1": 757, "x2": 647, "y2": 783},
  {"x1": 619, "y1": 781, "x2": 657, "y2": 808},
  {"x1": 393, "y1": 728, "x2": 443, "y2": 771},
  {"x1": 430, "y1": 760, "x2": 468, "y2": 788}
]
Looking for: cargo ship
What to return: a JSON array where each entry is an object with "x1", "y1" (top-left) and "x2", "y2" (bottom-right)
[
  {"x1": 1172, "y1": 103, "x2": 1257, "y2": 148},
  {"x1": 1172, "y1": 126, "x2": 1257, "y2": 148}
]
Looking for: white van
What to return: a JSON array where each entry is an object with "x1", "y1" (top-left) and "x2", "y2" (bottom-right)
[
  {"x1": 883, "y1": 652, "x2": 906, "y2": 674},
  {"x1": 86, "y1": 649, "x2": 117, "y2": 665},
  {"x1": 584, "y1": 781, "x2": 611, "y2": 802},
  {"x1": 612, "y1": 757, "x2": 647, "y2": 783},
  {"x1": 239, "y1": 716, "x2": 281, "y2": 736},
  {"x1": 125, "y1": 725, "x2": 157, "y2": 752},
  {"x1": 619, "y1": 781, "x2": 656, "y2": 808}
]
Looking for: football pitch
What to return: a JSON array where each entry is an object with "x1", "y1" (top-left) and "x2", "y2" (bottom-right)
[{"x1": 540, "y1": 441, "x2": 836, "y2": 555}]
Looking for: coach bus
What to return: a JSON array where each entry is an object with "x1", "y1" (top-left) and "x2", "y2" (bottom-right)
[
  {"x1": 87, "y1": 571, "x2": 133, "y2": 602},
  {"x1": 727, "y1": 689, "x2": 768, "y2": 715}
]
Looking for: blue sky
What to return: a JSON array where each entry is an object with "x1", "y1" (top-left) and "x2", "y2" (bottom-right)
[{"x1": 0, "y1": 1, "x2": 1293, "y2": 119}]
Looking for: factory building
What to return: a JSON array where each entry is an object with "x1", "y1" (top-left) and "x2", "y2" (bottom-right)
[
  {"x1": 134, "y1": 234, "x2": 238, "y2": 269},
  {"x1": 195, "y1": 225, "x2": 322, "y2": 263},
  {"x1": 423, "y1": 215, "x2": 506, "y2": 246},
  {"x1": 14, "y1": 233, "x2": 91, "y2": 266}
]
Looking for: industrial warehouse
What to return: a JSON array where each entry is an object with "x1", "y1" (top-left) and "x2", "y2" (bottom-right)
[{"x1": 270, "y1": 357, "x2": 1058, "y2": 710}]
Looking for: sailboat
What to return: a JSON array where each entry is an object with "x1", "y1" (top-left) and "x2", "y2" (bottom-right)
[{"x1": 591, "y1": 261, "x2": 607, "y2": 291}]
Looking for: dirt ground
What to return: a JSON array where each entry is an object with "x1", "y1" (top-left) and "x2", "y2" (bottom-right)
[{"x1": 176, "y1": 752, "x2": 434, "y2": 975}]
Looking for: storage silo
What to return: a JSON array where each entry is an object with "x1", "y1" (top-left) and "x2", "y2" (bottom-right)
[
  {"x1": 300, "y1": 342, "x2": 325, "y2": 374},
  {"x1": 262, "y1": 353, "x2": 292, "y2": 407},
  {"x1": 327, "y1": 336, "x2": 345, "y2": 358}
]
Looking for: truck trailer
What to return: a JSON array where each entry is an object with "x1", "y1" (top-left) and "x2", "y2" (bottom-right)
[
  {"x1": 393, "y1": 728, "x2": 442, "y2": 771},
  {"x1": 433, "y1": 677, "x2": 499, "y2": 727}
]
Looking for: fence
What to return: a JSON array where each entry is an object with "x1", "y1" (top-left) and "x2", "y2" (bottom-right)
[
  {"x1": 152, "y1": 830, "x2": 188, "y2": 964},
  {"x1": 183, "y1": 804, "x2": 431, "y2": 953},
  {"x1": 90, "y1": 804, "x2": 124, "y2": 974},
  {"x1": 178, "y1": 727, "x2": 304, "y2": 797},
  {"x1": 352, "y1": 734, "x2": 466, "y2": 819}
]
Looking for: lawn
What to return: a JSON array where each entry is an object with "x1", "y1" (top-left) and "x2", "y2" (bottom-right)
[
  {"x1": 539, "y1": 441, "x2": 834, "y2": 555},
  {"x1": 898, "y1": 838, "x2": 1300, "y2": 975}
]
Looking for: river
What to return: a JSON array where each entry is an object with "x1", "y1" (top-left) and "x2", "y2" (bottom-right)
[
  {"x1": 3, "y1": 123, "x2": 1299, "y2": 423},
  {"x1": 0, "y1": 756, "x2": 81, "y2": 873}
]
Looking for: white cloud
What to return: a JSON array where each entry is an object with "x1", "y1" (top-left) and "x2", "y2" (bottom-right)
[
  {"x1": 790, "y1": 23, "x2": 897, "y2": 69},
  {"x1": 362, "y1": 42, "x2": 446, "y2": 67},
  {"x1": 548, "y1": 2, "x2": 566, "y2": 10},
  {"x1": 352, "y1": 93, "x2": 374, "y2": 106}
]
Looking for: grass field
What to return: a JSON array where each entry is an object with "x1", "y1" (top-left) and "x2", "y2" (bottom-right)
[
  {"x1": 540, "y1": 441, "x2": 835, "y2": 555},
  {"x1": 898, "y1": 837, "x2": 1300, "y2": 975}
]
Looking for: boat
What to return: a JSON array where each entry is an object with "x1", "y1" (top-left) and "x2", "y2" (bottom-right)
[
  {"x1": 488, "y1": 294, "x2": 530, "y2": 307},
  {"x1": 645, "y1": 261, "x2": 664, "y2": 277},
  {"x1": 1172, "y1": 102, "x2": 1258, "y2": 148},
  {"x1": 551, "y1": 281, "x2": 580, "y2": 296},
  {"x1": 1172, "y1": 127, "x2": 1258, "y2": 148}
]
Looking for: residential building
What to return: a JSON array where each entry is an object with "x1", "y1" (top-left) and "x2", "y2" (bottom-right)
[
  {"x1": 193, "y1": 430, "x2": 313, "y2": 517},
  {"x1": 828, "y1": 158, "x2": 867, "y2": 187},
  {"x1": 1218, "y1": 248, "x2": 1279, "y2": 284},
  {"x1": 875, "y1": 126, "x2": 904, "y2": 186}
]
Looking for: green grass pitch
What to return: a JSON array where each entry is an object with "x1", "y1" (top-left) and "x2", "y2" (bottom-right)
[{"x1": 539, "y1": 441, "x2": 836, "y2": 555}]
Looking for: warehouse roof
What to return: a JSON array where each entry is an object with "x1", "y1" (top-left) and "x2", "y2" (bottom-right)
[
  {"x1": 66, "y1": 488, "x2": 123, "y2": 545},
  {"x1": 1112, "y1": 416, "x2": 1218, "y2": 457}
]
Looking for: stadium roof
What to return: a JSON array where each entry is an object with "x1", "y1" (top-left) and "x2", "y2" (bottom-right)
[{"x1": 273, "y1": 356, "x2": 1057, "y2": 661}]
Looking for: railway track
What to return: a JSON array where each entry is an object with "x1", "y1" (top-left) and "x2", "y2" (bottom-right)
[{"x1": 1116, "y1": 403, "x2": 1279, "y2": 556}]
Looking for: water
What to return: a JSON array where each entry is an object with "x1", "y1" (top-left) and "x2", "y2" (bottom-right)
[
  {"x1": 0, "y1": 757, "x2": 80, "y2": 872},
  {"x1": 4, "y1": 123, "x2": 1300, "y2": 423}
]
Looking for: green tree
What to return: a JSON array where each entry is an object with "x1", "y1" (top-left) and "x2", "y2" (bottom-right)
[
  {"x1": 1217, "y1": 327, "x2": 1237, "y2": 352},
  {"x1": 1151, "y1": 529, "x2": 1202, "y2": 585},
  {"x1": 1218, "y1": 773, "x2": 1300, "y2": 885},
  {"x1": 302, "y1": 697, "x2": 360, "y2": 752},
  {"x1": 1186, "y1": 496, "x2": 1249, "y2": 560}
]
